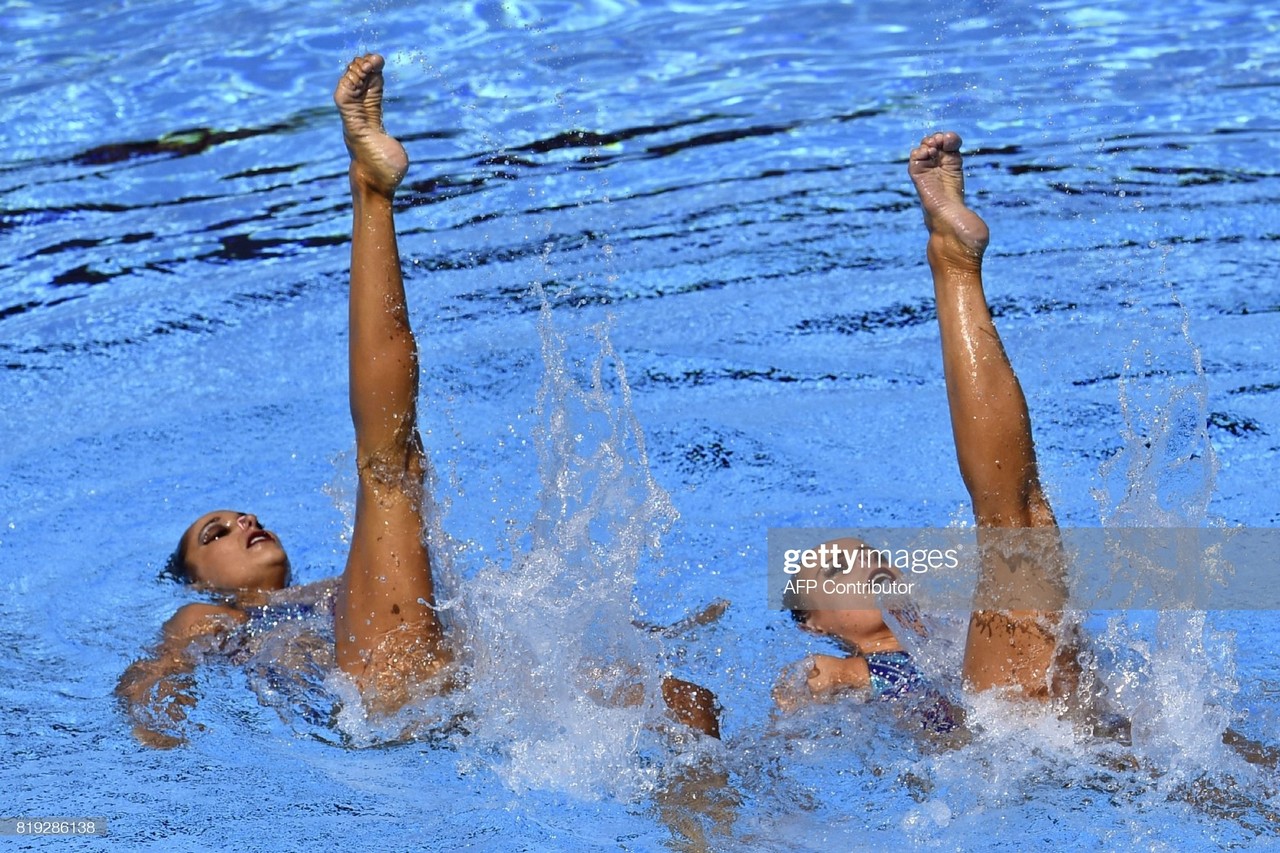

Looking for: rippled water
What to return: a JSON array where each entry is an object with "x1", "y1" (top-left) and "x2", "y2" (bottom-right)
[{"x1": 3, "y1": 0, "x2": 1279, "y2": 849}]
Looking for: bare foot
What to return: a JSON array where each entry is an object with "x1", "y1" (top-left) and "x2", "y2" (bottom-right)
[
  {"x1": 334, "y1": 53, "x2": 408, "y2": 196},
  {"x1": 908, "y1": 131, "x2": 989, "y2": 267}
]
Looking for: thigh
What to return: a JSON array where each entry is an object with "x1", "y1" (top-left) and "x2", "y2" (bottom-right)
[
  {"x1": 335, "y1": 447, "x2": 446, "y2": 694},
  {"x1": 961, "y1": 499, "x2": 1072, "y2": 698}
]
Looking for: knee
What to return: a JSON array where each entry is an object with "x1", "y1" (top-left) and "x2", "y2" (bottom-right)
[
  {"x1": 661, "y1": 676, "x2": 721, "y2": 739},
  {"x1": 355, "y1": 440, "x2": 425, "y2": 497}
]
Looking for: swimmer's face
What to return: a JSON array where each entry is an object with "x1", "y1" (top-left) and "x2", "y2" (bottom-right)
[
  {"x1": 178, "y1": 510, "x2": 290, "y2": 592},
  {"x1": 792, "y1": 537, "x2": 894, "y2": 646}
]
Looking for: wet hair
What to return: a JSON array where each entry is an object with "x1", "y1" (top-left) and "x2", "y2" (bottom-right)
[
  {"x1": 158, "y1": 537, "x2": 193, "y2": 584},
  {"x1": 782, "y1": 583, "x2": 810, "y2": 625}
]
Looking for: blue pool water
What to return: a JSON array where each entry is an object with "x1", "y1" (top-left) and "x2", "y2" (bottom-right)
[{"x1": 3, "y1": 0, "x2": 1279, "y2": 849}]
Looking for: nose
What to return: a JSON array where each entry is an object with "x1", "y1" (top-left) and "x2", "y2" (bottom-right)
[{"x1": 237, "y1": 513, "x2": 259, "y2": 531}]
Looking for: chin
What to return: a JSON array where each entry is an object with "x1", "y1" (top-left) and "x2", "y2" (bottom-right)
[{"x1": 259, "y1": 565, "x2": 290, "y2": 591}]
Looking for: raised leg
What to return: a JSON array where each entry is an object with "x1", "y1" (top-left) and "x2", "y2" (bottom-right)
[
  {"x1": 333, "y1": 54, "x2": 447, "y2": 706},
  {"x1": 909, "y1": 131, "x2": 1073, "y2": 698}
]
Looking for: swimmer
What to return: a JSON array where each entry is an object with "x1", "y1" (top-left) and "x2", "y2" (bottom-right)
[
  {"x1": 117, "y1": 54, "x2": 718, "y2": 747},
  {"x1": 777, "y1": 131, "x2": 1077, "y2": 721},
  {"x1": 776, "y1": 135, "x2": 1280, "y2": 778}
]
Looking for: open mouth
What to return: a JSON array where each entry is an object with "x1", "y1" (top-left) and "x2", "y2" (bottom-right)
[{"x1": 246, "y1": 531, "x2": 273, "y2": 548}]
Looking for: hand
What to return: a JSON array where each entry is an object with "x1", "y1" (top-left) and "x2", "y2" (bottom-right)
[
  {"x1": 772, "y1": 657, "x2": 813, "y2": 713},
  {"x1": 775, "y1": 654, "x2": 872, "y2": 713},
  {"x1": 807, "y1": 654, "x2": 870, "y2": 696}
]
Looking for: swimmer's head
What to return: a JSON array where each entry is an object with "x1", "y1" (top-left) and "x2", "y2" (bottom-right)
[
  {"x1": 784, "y1": 537, "x2": 894, "y2": 646},
  {"x1": 164, "y1": 510, "x2": 290, "y2": 592}
]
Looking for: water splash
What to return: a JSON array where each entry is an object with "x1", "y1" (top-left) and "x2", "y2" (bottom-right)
[
  {"x1": 1095, "y1": 250, "x2": 1218, "y2": 529},
  {"x1": 463, "y1": 292, "x2": 685, "y2": 799},
  {"x1": 1091, "y1": 241, "x2": 1237, "y2": 786},
  {"x1": 854, "y1": 239, "x2": 1253, "y2": 834}
]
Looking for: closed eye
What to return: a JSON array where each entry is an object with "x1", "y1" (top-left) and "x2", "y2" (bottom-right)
[{"x1": 201, "y1": 523, "x2": 230, "y2": 545}]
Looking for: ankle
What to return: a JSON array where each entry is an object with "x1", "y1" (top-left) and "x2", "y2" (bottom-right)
[
  {"x1": 349, "y1": 163, "x2": 398, "y2": 201},
  {"x1": 926, "y1": 233, "x2": 985, "y2": 274}
]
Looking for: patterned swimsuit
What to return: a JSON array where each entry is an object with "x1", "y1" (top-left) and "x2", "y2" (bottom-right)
[{"x1": 863, "y1": 650, "x2": 957, "y2": 733}]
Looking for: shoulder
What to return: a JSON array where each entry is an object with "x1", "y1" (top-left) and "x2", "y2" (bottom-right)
[{"x1": 162, "y1": 602, "x2": 247, "y2": 642}]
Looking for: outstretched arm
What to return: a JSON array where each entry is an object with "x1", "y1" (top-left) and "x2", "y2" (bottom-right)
[
  {"x1": 332, "y1": 54, "x2": 446, "y2": 700},
  {"x1": 116, "y1": 603, "x2": 245, "y2": 748}
]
